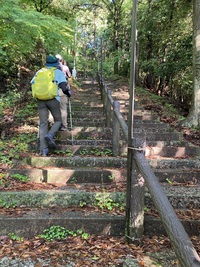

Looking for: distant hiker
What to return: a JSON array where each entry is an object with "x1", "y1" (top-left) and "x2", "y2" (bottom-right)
[
  {"x1": 55, "y1": 54, "x2": 72, "y2": 131},
  {"x1": 31, "y1": 55, "x2": 71, "y2": 156}
]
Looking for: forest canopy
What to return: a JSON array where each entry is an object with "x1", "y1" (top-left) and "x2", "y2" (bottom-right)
[{"x1": 0, "y1": 0, "x2": 196, "y2": 125}]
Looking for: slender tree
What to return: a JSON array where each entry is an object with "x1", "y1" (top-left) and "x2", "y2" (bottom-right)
[{"x1": 183, "y1": 0, "x2": 200, "y2": 128}]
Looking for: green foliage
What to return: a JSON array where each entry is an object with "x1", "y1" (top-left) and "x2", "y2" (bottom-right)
[
  {"x1": 55, "y1": 148, "x2": 73, "y2": 156},
  {"x1": 80, "y1": 148, "x2": 112, "y2": 156},
  {"x1": 94, "y1": 193, "x2": 124, "y2": 211},
  {"x1": 8, "y1": 232, "x2": 24, "y2": 242},
  {"x1": 0, "y1": 131, "x2": 36, "y2": 167},
  {"x1": 137, "y1": 0, "x2": 193, "y2": 107},
  {"x1": 38, "y1": 226, "x2": 89, "y2": 241},
  {"x1": 136, "y1": 87, "x2": 187, "y2": 121},
  {"x1": 11, "y1": 174, "x2": 30, "y2": 182},
  {"x1": 0, "y1": 0, "x2": 74, "y2": 93},
  {"x1": 0, "y1": 197, "x2": 17, "y2": 208},
  {"x1": 166, "y1": 178, "x2": 173, "y2": 184}
]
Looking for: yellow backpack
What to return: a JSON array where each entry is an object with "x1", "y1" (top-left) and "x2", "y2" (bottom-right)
[{"x1": 32, "y1": 67, "x2": 58, "y2": 100}]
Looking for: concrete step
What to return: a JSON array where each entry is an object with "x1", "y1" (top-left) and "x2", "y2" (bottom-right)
[
  {"x1": 0, "y1": 185, "x2": 199, "y2": 210},
  {"x1": 148, "y1": 158, "x2": 200, "y2": 169},
  {"x1": 54, "y1": 145, "x2": 113, "y2": 156},
  {"x1": 55, "y1": 135, "x2": 192, "y2": 148},
  {"x1": 26, "y1": 156, "x2": 200, "y2": 169},
  {"x1": 154, "y1": 169, "x2": 200, "y2": 184},
  {"x1": 56, "y1": 127, "x2": 182, "y2": 141},
  {"x1": 8, "y1": 167, "x2": 200, "y2": 185},
  {"x1": 71, "y1": 119, "x2": 170, "y2": 129},
  {"x1": 146, "y1": 184, "x2": 200, "y2": 209},
  {"x1": 8, "y1": 167, "x2": 126, "y2": 184},
  {"x1": 30, "y1": 142, "x2": 200, "y2": 159},
  {"x1": 0, "y1": 208, "x2": 198, "y2": 238},
  {"x1": 144, "y1": 214, "x2": 200, "y2": 237},
  {"x1": 0, "y1": 209, "x2": 125, "y2": 238},
  {"x1": 71, "y1": 118, "x2": 107, "y2": 127},
  {"x1": 57, "y1": 127, "x2": 113, "y2": 140},
  {"x1": 0, "y1": 182, "x2": 199, "y2": 238},
  {"x1": 145, "y1": 145, "x2": 200, "y2": 158},
  {"x1": 26, "y1": 156, "x2": 127, "y2": 168},
  {"x1": 72, "y1": 112, "x2": 158, "y2": 122},
  {"x1": 71, "y1": 102, "x2": 103, "y2": 109}
]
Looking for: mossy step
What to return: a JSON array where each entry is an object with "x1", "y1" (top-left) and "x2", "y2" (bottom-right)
[
  {"x1": 55, "y1": 145, "x2": 111, "y2": 156},
  {"x1": 26, "y1": 156, "x2": 127, "y2": 168},
  {"x1": 56, "y1": 127, "x2": 113, "y2": 140},
  {"x1": 30, "y1": 143, "x2": 200, "y2": 159},
  {"x1": 71, "y1": 106, "x2": 104, "y2": 111},
  {"x1": 142, "y1": 132, "x2": 182, "y2": 141},
  {"x1": 146, "y1": 184, "x2": 200, "y2": 209},
  {"x1": 154, "y1": 169, "x2": 200, "y2": 183},
  {"x1": 0, "y1": 208, "x2": 198, "y2": 238},
  {"x1": 56, "y1": 127, "x2": 182, "y2": 141},
  {"x1": 144, "y1": 216, "x2": 199, "y2": 237},
  {"x1": 0, "y1": 190, "x2": 125, "y2": 208},
  {"x1": 72, "y1": 112, "x2": 157, "y2": 122},
  {"x1": 56, "y1": 139, "x2": 112, "y2": 146},
  {"x1": 72, "y1": 120, "x2": 107, "y2": 127},
  {"x1": 0, "y1": 209, "x2": 125, "y2": 238},
  {"x1": 27, "y1": 156, "x2": 200, "y2": 170},
  {"x1": 32, "y1": 140, "x2": 114, "y2": 150},
  {"x1": 71, "y1": 118, "x2": 107, "y2": 124},
  {"x1": 8, "y1": 166, "x2": 200, "y2": 185},
  {"x1": 71, "y1": 102, "x2": 103, "y2": 108},
  {"x1": 0, "y1": 185, "x2": 199, "y2": 209},
  {"x1": 145, "y1": 140, "x2": 194, "y2": 147},
  {"x1": 145, "y1": 145, "x2": 200, "y2": 158},
  {"x1": 72, "y1": 100, "x2": 103, "y2": 106},
  {"x1": 47, "y1": 145, "x2": 113, "y2": 157},
  {"x1": 121, "y1": 144, "x2": 200, "y2": 158},
  {"x1": 71, "y1": 118, "x2": 169, "y2": 129},
  {"x1": 8, "y1": 167, "x2": 126, "y2": 184},
  {"x1": 0, "y1": 208, "x2": 197, "y2": 238}
]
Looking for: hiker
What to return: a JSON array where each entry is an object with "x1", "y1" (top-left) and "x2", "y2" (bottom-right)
[
  {"x1": 31, "y1": 55, "x2": 71, "y2": 156},
  {"x1": 55, "y1": 54, "x2": 72, "y2": 131}
]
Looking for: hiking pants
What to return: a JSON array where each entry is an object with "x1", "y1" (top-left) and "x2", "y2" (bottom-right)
[
  {"x1": 48, "y1": 90, "x2": 68, "y2": 128},
  {"x1": 60, "y1": 94, "x2": 68, "y2": 128},
  {"x1": 37, "y1": 98, "x2": 61, "y2": 150}
]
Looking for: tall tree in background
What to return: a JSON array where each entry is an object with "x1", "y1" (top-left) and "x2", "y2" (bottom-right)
[
  {"x1": 92, "y1": 0, "x2": 126, "y2": 74},
  {"x1": 184, "y1": 0, "x2": 200, "y2": 128},
  {"x1": 104, "y1": 0, "x2": 125, "y2": 74}
]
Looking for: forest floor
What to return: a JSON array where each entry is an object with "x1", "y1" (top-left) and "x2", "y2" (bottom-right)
[{"x1": 0, "y1": 77, "x2": 199, "y2": 267}]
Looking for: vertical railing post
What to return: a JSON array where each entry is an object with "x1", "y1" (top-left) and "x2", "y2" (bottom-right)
[
  {"x1": 99, "y1": 77, "x2": 103, "y2": 101},
  {"x1": 126, "y1": 135, "x2": 146, "y2": 244},
  {"x1": 106, "y1": 89, "x2": 112, "y2": 127},
  {"x1": 112, "y1": 101, "x2": 120, "y2": 156},
  {"x1": 104, "y1": 84, "x2": 107, "y2": 113}
]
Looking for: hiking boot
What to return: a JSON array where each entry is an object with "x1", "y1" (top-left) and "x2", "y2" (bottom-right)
[
  {"x1": 45, "y1": 133, "x2": 56, "y2": 149},
  {"x1": 60, "y1": 126, "x2": 67, "y2": 131},
  {"x1": 41, "y1": 148, "x2": 49, "y2": 157}
]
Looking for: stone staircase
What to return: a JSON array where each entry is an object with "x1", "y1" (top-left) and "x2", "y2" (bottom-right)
[{"x1": 1, "y1": 78, "x2": 200, "y2": 241}]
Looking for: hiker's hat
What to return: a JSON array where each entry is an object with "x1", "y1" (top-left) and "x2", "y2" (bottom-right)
[{"x1": 45, "y1": 55, "x2": 59, "y2": 67}]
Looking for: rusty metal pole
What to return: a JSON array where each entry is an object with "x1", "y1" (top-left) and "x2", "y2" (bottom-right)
[
  {"x1": 128, "y1": 0, "x2": 137, "y2": 139},
  {"x1": 125, "y1": 0, "x2": 145, "y2": 244}
]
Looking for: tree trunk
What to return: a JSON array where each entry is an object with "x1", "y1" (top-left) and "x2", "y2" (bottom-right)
[{"x1": 183, "y1": 0, "x2": 200, "y2": 128}]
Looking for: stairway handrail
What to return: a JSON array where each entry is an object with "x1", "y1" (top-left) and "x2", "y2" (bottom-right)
[{"x1": 97, "y1": 73, "x2": 200, "y2": 267}]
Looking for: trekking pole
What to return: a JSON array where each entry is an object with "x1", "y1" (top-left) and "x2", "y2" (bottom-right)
[
  {"x1": 37, "y1": 119, "x2": 40, "y2": 152},
  {"x1": 68, "y1": 98, "x2": 74, "y2": 145}
]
